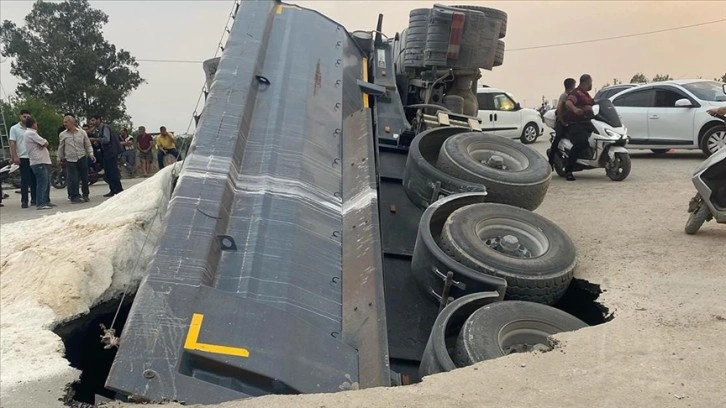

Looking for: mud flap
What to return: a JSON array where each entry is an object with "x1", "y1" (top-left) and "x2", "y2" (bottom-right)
[{"x1": 607, "y1": 146, "x2": 628, "y2": 160}]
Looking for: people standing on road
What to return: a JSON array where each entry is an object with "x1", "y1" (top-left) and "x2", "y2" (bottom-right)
[
  {"x1": 58, "y1": 115, "x2": 96, "y2": 203},
  {"x1": 23, "y1": 118, "x2": 53, "y2": 210},
  {"x1": 155, "y1": 126, "x2": 179, "y2": 170},
  {"x1": 136, "y1": 126, "x2": 153, "y2": 177},
  {"x1": 90, "y1": 115, "x2": 123, "y2": 197},
  {"x1": 83, "y1": 123, "x2": 103, "y2": 173},
  {"x1": 55, "y1": 123, "x2": 74, "y2": 200},
  {"x1": 564, "y1": 74, "x2": 596, "y2": 181},
  {"x1": 548, "y1": 78, "x2": 577, "y2": 167},
  {"x1": 8, "y1": 109, "x2": 37, "y2": 208},
  {"x1": 118, "y1": 127, "x2": 135, "y2": 178}
]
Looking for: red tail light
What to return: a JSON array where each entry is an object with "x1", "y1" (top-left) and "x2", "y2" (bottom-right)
[{"x1": 447, "y1": 12, "x2": 465, "y2": 60}]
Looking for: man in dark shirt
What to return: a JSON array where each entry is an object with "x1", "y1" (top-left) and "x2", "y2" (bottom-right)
[
  {"x1": 563, "y1": 74, "x2": 595, "y2": 181},
  {"x1": 89, "y1": 114, "x2": 124, "y2": 196},
  {"x1": 548, "y1": 77, "x2": 576, "y2": 167}
]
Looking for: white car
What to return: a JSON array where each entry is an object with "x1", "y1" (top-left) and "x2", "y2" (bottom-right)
[
  {"x1": 476, "y1": 87, "x2": 544, "y2": 144},
  {"x1": 609, "y1": 80, "x2": 726, "y2": 156}
]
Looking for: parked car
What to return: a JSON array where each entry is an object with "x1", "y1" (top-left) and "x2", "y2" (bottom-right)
[
  {"x1": 476, "y1": 87, "x2": 544, "y2": 144},
  {"x1": 609, "y1": 80, "x2": 726, "y2": 156},
  {"x1": 594, "y1": 84, "x2": 638, "y2": 102}
]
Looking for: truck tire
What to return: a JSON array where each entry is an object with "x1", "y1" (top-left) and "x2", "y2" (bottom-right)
[
  {"x1": 404, "y1": 10, "x2": 430, "y2": 68},
  {"x1": 410, "y1": 8, "x2": 431, "y2": 19},
  {"x1": 451, "y1": 5, "x2": 507, "y2": 38},
  {"x1": 438, "y1": 203, "x2": 576, "y2": 305},
  {"x1": 452, "y1": 301, "x2": 587, "y2": 365},
  {"x1": 494, "y1": 40, "x2": 505, "y2": 66},
  {"x1": 435, "y1": 132, "x2": 551, "y2": 211}
]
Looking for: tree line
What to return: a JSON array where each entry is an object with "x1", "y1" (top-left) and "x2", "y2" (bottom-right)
[
  {"x1": 1, "y1": 0, "x2": 142, "y2": 149},
  {"x1": 603, "y1": 72, "x2": 726, "y2": 88}
]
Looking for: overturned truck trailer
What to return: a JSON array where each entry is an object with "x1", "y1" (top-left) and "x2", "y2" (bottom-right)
[{"x1": 107, "y1": 0, "x2": 579, "y2": 404}]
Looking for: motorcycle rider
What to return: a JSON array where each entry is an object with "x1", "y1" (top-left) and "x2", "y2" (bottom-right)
[
  {"x1": 563, "y1": 74, "x2": 595, "y2": 181},
  {"x1": 548, "y1": 77, "x2": 576, "y2": 167}
]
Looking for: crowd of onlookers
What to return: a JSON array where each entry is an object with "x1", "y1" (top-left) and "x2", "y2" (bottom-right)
[{"x1": 1, "y1": 108, "x2": 181, "y2": 209}]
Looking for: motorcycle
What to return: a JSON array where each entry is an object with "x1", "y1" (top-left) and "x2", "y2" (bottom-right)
[
  {"x1": 685, "y1": 113, "x2": 726, "y2": 234},
  {"x1": 0, "y1": 160, "x2": 22, "y2": 189},
  {"x1": 543, "y1": 100, "x2": 631, "y2": 181},
  {"x1": 51, "y1": 159, "x2": 103, "y2": 189}
]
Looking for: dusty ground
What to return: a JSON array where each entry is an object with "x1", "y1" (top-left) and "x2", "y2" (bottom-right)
[{"x1": 2, "y1": 141, "x2": 725, "y2": 408}]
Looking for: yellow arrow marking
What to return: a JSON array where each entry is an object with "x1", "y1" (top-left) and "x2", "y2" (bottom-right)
[{"x1": 183, "y1": 313, "x2": 250, "y2": 358}]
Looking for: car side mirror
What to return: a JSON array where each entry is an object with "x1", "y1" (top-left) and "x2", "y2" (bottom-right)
[
  {"x1": 675, "y1": 98, "x2": 693, "y2": 107},
  {"x1": 591, "y1": 105, "x2": 600, "y2": 116},
  {"x1": 515, "y1": 102, "x2": 521, "y2": 110}
]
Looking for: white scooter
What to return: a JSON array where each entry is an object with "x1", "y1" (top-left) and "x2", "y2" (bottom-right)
[
  {"x1": 685, "y1": 113, "x2": 726, "y2": 234},
  {"x1": 543, "y1": 100, "x2": 631, "y2": 181}
]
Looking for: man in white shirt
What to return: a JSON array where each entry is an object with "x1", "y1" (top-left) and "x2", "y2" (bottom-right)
[
  {"x1": 58, "y1": 115, "x2": 96, "y2": 203},
  {"x1": 23, "y1": 118, "x2": 53, "y2": 210},
  {"x1": 8, "y1": 109, "x2": 37, "y2": 208}
]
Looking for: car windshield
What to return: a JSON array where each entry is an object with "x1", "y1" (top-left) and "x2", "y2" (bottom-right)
[
  {"x1": 682, "y1": 81, "x2": 726, "y2": 102},
  {"x1": 505, "y1": 92, "x2": 520, "y2": 104},
  {"x1": 595, "y1": 100, "x2": 622, "y2": 128}
]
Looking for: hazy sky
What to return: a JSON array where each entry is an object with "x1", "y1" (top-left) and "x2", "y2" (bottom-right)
[{"x1": 1, "y1": 0, "x2": 725, "y2": 133}]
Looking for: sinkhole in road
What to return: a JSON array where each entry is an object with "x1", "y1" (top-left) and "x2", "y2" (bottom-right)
[
  {"x1": 553, "y1": 278, "x2": 613, "y2": 325},
  {"x1": 50, "y1": 278, "x2": 612, "y2": 405},
  {"x1": 53, "y1": 295, "x2": 134, "y2": 407}
]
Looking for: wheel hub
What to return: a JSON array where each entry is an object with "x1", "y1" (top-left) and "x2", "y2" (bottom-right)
[
  {"x1": 485, "y1": 234, "x2": 532, "y2": 258},
  {"x1": 483, "y1": 154, "x2": 507, "y2": 170},
  {"x1": 707, "y1": 130, "x2": 726, "y2": 153},
  {"x1": 504, "y1": 342, "x2": 552, "y2": 355},
  {"x1": 607, "y1": 156, "x2": 621, "y2": 171}
]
